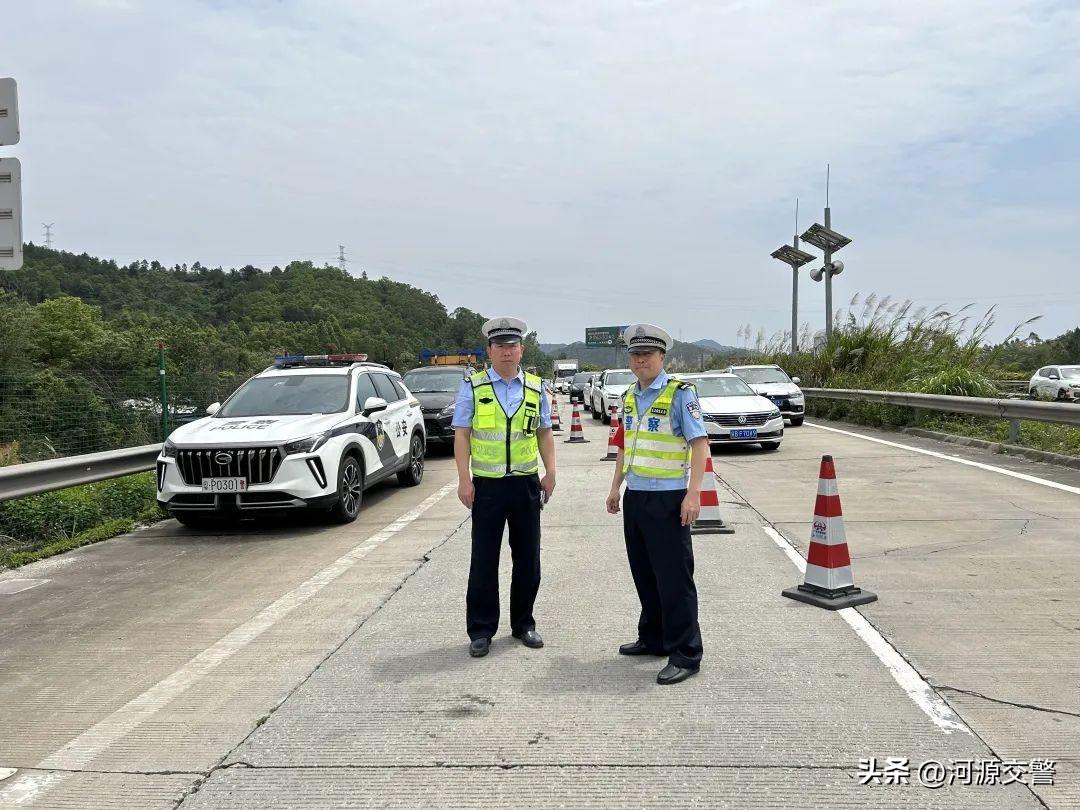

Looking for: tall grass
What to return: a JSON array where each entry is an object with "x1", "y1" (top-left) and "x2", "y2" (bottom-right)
[{"x1": 738, "y1": 294, "x2": 1039, "y2": 396}]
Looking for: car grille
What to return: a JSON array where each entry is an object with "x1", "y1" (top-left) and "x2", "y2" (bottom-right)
[
  {"x1": 703, "y1": 412, "x2": 773, "y2": 427},
  {"x1": 176, "y1": 447, "x2": 282, "y2": 486},
  {"x1": 421, "y1": 406, "x2": 445, "y2": 415}
]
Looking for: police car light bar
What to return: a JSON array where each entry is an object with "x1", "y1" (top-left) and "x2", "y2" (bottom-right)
[{"x1": 273, "y1": 353, "x2": 369, "y2": 367}]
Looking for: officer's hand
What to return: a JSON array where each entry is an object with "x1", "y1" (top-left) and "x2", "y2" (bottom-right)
[
  {"x1": 458, "y1": 479, "x2": 475, "y2": 510},
  {"x1": 606, "y1": 488, "x2": 621, "y2": 514},
  {"x1": 540, "y1": 472, "x2": 556, "y2": 502},
  {"x1": 680, "y1": 491, "x2": 700, "y2": 526}
]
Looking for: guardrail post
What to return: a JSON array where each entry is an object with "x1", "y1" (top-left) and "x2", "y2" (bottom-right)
[
  {"x1": 158, "y1": 342, "x2": 169, "y2": 440},
  {"x1": 1008, "y1": 418, "x2": 1020, "y2": 445}
]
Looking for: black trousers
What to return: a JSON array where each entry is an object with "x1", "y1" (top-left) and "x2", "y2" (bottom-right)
[
  {"x1": 623, "y1": 488, "x2": 703, "y2": 668},
  {"x1": 467, "y1": 474, "x2": 542, "y2": 640}
]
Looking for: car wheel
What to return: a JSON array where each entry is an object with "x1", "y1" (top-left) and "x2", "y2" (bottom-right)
[
  {"x1": 1029, "y1": 388, "x2": 1039, "y2": 400},
  {"x1": 397, "y1": 432, "x2": 425, "y2": 487},
  {"x1": 1056, "y1": 388, "x2": 1067, "y2": 401},
  {"x1": 759, "y1": 441, "x2": 781, "y2": 451},
  {"x1": 790, "y1": 416, "x2": 804, "y2": 427},
  {"x1": 173, "y1": 512, "x2": 237, "y2": 529},
  {"x1": 328, "y1": 455, "x2": 363, "y2": 524},
  {"x1": 592, "y1": 403, "x2": 601, "y2": 420}
]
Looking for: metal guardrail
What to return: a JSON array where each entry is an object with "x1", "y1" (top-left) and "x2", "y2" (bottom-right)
[
  {"x1": 0, "y1": 444, "x2": 161, "y2": 503},
  {"x1": 803, "y1": 388, "x2": 1080, "y2": 443}
]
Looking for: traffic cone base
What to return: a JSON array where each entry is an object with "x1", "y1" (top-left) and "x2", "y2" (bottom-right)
[
  {"x1": 692, "y1": 453, "x2": 734, "y2": 535},
  {"x1": 782, "y1": 455, "x2": 877, "y2": 609},
  {"x1": 781, "y1": 583, "x2": 878, "y2": 611}
]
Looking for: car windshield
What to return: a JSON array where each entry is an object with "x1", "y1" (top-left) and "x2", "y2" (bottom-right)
[
  {"x1": 605, "y1": 371, "x2": 636, "y2": 385},
  {"x1": 732, "y1": 368, "x2": 792, "y2": 385},
  {"x1": 218, "y1": 374, "x2": 349, "y2": 417},
  {"x1": 573, "y1": 372, "x2": 592, "y2": 383},
  {"x1": 1060, "y1": 366, "x2": 1080, "y2": 378},
  {"x1": 682, "y1": 376, "x2": 756, "y2": 397},
  {"x1": 402, "y1": 369, "x2": 465, "y2": 392}
]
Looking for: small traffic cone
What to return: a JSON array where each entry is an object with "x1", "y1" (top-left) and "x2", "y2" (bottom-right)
[
  {"x1": 782, "y1": 455, "x2": 877, "y2": 610},
  {"x1": 564, "y1": 401, "x2": 590, "y2": 443},
  {"x1": 602, "y1": 403, "x2": 621, "y2": 460},
  {"x1": 692, "y1": 453, "x2": 735, "y2": 535},
  {"x1": 550, "y1": 393, "x2": 562, "y2": 432}
]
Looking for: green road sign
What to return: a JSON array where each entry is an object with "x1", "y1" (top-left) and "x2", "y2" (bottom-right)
[{"x1": 585, "y1": 325, "x2": 628, "y2": 348}]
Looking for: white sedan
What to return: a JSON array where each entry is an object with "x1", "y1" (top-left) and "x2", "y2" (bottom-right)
[
  {"x1": 1029, "y1": 365, "x2": 1080, "y2": 401},
  {"x1": 678, "y1": 372, "x2": 784, "y2": 450}
]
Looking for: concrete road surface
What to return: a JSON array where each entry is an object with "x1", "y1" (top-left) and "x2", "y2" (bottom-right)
[{"x1": 1, "y1": 413, "x2": 1076, "y2": 808}]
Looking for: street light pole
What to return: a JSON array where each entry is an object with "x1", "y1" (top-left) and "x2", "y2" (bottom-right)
[
  {"x1": 792, "y1": 232, "x2": 800, "y2": 355},
  {"x1": 824, "y1": 205, "x2": 833, "y2": 340}
]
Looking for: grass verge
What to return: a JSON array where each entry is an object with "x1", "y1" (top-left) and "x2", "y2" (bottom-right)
[{"x1": 0, "y1": 472, "x2": 164, "y2": 570}]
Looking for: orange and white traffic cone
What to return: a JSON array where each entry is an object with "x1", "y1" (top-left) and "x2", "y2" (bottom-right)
[
  {"x1": 564, "y1": 401, "x2": 590, "y2": 443},
  {"x1": 602, "y1": 403, "x2": 621, "y2": 460},
  {"x1": 692, "y1": 453, "x2": 735, "y2": 534},
  {"x1": 550, "y1": 393, "x2": 562, "y2": 432},
  {"x1": 782, "y1": 455, "x2": 878, "y2": 610}
]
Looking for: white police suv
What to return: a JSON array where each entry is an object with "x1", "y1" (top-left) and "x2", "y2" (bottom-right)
[{"x1": 156, "y1": 354, "x2": 426, "y2": 527}]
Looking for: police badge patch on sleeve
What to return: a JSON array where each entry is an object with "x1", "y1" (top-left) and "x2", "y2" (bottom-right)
[{"x1": 686, "y1": 399, "x2": 702, "y2": 420}]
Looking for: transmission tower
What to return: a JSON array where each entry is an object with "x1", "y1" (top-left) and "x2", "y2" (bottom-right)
[
  {"x1": 337, "y1": 245, "x2": 347, "y2": 272},
  {"x1": 43, "y1": 222, "x2": 54, "y2": 249}
]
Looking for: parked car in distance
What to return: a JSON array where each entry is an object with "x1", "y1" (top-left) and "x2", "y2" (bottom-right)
[
  {"x1": 591, "y1": 369, "x2": 636, "y2": 423},
  {"x1": 401, "y1": 365, "x2": 471, "y2": 446},
  {"x1": 582, "y1": 373, "x2": 599, "y2": 411},
  {"x1": 677, "y1": 372, "x2": 784, "y2": 450},
  {"x1": 722, "y1": 364, "x2": 805, "y2": 426},
  {"x1": 1029, "y1": 365, "x2": 1080, "y2": 401},
  {"x1": 568, "y1": 371, "x2": 594, "y2": 404}
]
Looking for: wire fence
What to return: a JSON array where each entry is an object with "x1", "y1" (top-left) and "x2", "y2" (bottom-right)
[{"x1": 0, "y1": 362, "x2": 249, "y2": 466}]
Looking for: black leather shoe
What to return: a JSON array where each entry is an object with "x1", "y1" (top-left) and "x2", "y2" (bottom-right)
[
  {"x1": 513, "y1": 629, "x2": 544, "y2": 648},
  {"x1": 619, "y1": 640, "x2": 663, "y2": 656},
  {"x1": 657, "y1": 663, "x2": 699, "y2": 685},
  {"x1": 469, "y1": 638, "x2": 491, "y2": 657}
]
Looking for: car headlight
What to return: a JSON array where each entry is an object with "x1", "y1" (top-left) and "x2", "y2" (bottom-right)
[
  {"x1": 789, "y1": 392, "x2": 804, "y2": 400},
  {"x1": 283, "y1": 432, "x2": 330, "y2": 455},
  {"x1": 439, "y1": 404, "x2": 456, "y2": 417},
  {"x1": 163, "y1": 438, "x2": 177, "y2": 458},
  {"x1": 770, "y1": 410, "x2": 782, "y2": 419}
]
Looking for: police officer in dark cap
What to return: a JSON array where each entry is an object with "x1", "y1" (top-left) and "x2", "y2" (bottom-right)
[
  {"x1": 606, "y1": 323, "x2": 709, "y2": 685},
  {"x1": 452, "y1": 317, "x2": 556, "y2": 658}
]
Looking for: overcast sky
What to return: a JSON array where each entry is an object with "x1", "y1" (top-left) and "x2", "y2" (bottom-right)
[{"x1": 7, "y1": 0, "x2": 1080, "y2": 346}]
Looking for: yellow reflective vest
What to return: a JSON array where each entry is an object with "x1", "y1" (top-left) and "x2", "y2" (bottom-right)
[
  {"x1": 469, "y1": 370, "x2": 543, "y2": 478},
  {"x1": 621, "y1": 379, "x2": 692, "y2": 479}
]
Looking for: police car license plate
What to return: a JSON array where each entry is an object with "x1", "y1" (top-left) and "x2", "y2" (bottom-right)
[
  {"x1": 731, "y1": 429, "x2": 758, "y2": 439},
  {"x1": 201, "y1": 477, "x2": 248, "y2": 493}
]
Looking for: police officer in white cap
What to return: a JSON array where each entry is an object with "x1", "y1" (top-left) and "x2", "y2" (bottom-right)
[
  {"x1": 605, "y1": 323, "x2": 709, "y2": 685},
  {"x1": 452, "y1": 317, "x2": 556, "y2": 657}
]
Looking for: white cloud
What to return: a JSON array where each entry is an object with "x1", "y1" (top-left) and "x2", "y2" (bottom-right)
[{"x1": 6, "y1": 0, "x2": 1080, "y2": 343}]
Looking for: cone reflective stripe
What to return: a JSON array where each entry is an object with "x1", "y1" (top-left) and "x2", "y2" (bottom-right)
[
  {"x1": 550, "y1": 393, "x2": 562, "y2": 432},
  {"x1": 782, "y1": 455, "x2": 877, "y2": 610},
  {"x1": 692, "y1": 453, "x2": 734, "y2": 535},
  {"x1": 602, "y1": 403, "x2": 620, "y2": 460},
  {"x1": 564, "y1": 401, "x2": 590, "y2": 443}
]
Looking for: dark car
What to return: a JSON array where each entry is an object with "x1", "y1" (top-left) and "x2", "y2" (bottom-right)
[
  {"x1": 568, "y1": 371, "x2": 594, "y2": 404},
  {"x1": 402, "y1": 365, "x2": 471, "y2": 445}
]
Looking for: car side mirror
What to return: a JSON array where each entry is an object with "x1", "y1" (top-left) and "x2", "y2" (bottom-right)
[
  {"x1": 791, "y1": 377, "x2": 801, "y2": 385},
  {"x1": 206, "y1": 402, "x2": 221, "y2": 415},
  {"x1": 362, "y1": 396, "x2": 388, "y2": 416}
]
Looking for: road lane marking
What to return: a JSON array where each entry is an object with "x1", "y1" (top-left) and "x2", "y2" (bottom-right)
[
  {"x1": 0, "y1": 482, "x2": 454, "y2": 806},
  {"x1": 805, "y1": 422, "x2": 1080, "y2": 496},
  {"x1": 762, "y1": 525, "x2": 973, "y2": 736},
  {"x1": 0, "y1": 580, "x2": 49, "y2": 595}
]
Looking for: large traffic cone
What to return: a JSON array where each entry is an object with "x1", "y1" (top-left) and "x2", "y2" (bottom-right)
[
  {"x1": 550, "y1": 393, "x2": 562, "y2": 432},
  {"x1": 602, "y1": 403, "x2": 621, "y2": 460},
  {"x1": 564, "y1": 401, "x2": 590, "y2": 443},
  {"x1": 782, "y1": 455, "x2": 878, "y2": 610},
  {"x1": 692, "y1": 453, "x2": 735, "y2": 535}
]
